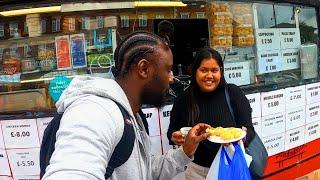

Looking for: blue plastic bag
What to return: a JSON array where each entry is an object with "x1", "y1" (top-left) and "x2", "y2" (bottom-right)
[{"x1": 218, "y1": 143, "x2": 251, "y2": 180}]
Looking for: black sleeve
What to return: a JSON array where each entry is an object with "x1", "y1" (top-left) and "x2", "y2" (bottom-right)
[
  {"x1": 228, "y1": 84, "x2": 255, "y2": 146},
  {"x1": 167, "y1": 95, "x2": 188, "y2": 145}
]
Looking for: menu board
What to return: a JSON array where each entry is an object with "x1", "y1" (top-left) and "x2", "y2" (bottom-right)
[
  {"x1": 0, "y1": 149, "x2": 10, "y2": 176},
  {"x1": 262, "y1": 133, "x2": 285, "y2": 156},
  {"x1": 285, "y1": 85, "x2": 306, "y2": 109},
  {"x1": 261, "y1": 113, "x2": 285, "y2": 138},
  {"x1": 224, "y1": 61, "x2": 251, "y2": 86},
  {"x1": 279, "y1": 28, "x2": 301, "y2": 49},
  {"x1": 306, "y1": 82, "x2": 320, "y2": 104},
  {"x1": 261, "y1": 89, "x2": 285, "y2": 116},
  {"x1": 284, "y1": 126, "x2": 305, "y2": 151},
  {"x1": 159, "y1": 105, "x2": 173, "y2": 135},
  {"x1": 281, "y1": 48, "x2": 300, "y2": 71},
  {"x1": 70, "y1": 34, "x2": 87, "y2": 69},
  {"x1": 246, "y1": 93, "x2": 262, "y2": 118},
  {"x1": 55, "y1": 35, "x2": 72, "y2": 70},
  {"x1": 255, "y1": 29, "x2": 281, "y2": 51},
  {"x1": 257, "y1": 50, "x2": 282, "y2": 74},
  {"x1": 141, "y1": 108, "x2": 160, "y2": 137}
]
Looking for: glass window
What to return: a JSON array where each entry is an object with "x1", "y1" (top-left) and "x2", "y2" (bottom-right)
[
  {"x1": 68, "y1": 18, "x2": 75, "y2": 31},
  {"x1": 52, "y1": 18, "x2": 60, "y2": 32},
  {"x1": 97, "y1": 16, "x2": 104, "y2": 29},
  {"x1": 81, "y1": 17, "x2": 90, "y2": 30},
  {"x1": 121, "y1": 15, "x2": 129, "y2": 28},
  {"x1": 0, "y1": 23, "x2": 4, "y2": 37},
  {"x1": 196, "y1": 12, "x2": 205, "y2": 19},
  {"x1": 9, "y1": 22, "x2": 18, "y2": 36},
  {"x1": 255, "y1": 4, "x2": 276, "y2": 28},
  {"x1": 180, "y1": 13, "x2": 190, "y2": 19},
  {"x1": 274, "y1": 5, "x2": 296, "y2": 28},
  {"x1": 139, "y1": 15, "x2": 147, "y2": 27},
  {"x1": 41, "y1": 19, "x2": 46, "y2": 33},
  {"x1": 298, "y1": 7, "x2": 318, "y2": 44}
]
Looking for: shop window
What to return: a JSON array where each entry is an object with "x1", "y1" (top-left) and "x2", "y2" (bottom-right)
[
  {"x1": 97, "y1": 16, "x2": 104, "y2": 29},
  {"x1": 9, "y1": 22, "x2": 18, "y2": 36},
  {"x1": 156, "y1": 14, "x2": 164, "y2": 19},
  {"x1": 298, "y1": 7, "x2": 318, "y2": 44},
  {"x1": 274, "y1": 5, "x2": 296, "y2": 28},
  {"x1": 41, "y1": 19, "x2": 46, "y2": 33},
  {"x1": 68, "y1": 18, "x2": 75, "y2": 31},
  {"x1": 0, "y1": 23, "x2": 4, "y2": 37},
  {"x1": 139, "y1": 15, "x2": 147, "y2": 27},
  {"x1": 52, "y1": 18, "x2": 61, "y2": 32},
  {"x1": 81, "y1": 17, "x2": 90, "y2": 30},
  {"x1": 196, "y1": 12, "x2": 205, "y2": 19},
  {"x1": 121, "y1": 15, "x2": 129, "y2": 28},
  {"x1": 180, "y1": 13, "x2": 190, "y2": 19},
  {"x1": 255, "y1": 4, "x2": 276, "y2": 28}
]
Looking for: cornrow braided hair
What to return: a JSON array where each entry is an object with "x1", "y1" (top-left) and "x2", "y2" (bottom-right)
[{"x1": 112, "y1": 31, "x2": 167, "y2": 78}]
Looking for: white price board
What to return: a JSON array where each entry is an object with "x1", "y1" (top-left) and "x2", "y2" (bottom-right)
[
  {"x1": 149, "y1": 136, "x2": 162, "y2": 156},
  {"x1": 161, "y1": 135, "x2": 173, "y2": 154},
  {"x1": 279, "y1": 28, "x2": 301, "y2": 49},
  {"x1": 305, "y1": 102, "x2": 320, "y2": 124},
  {"x1": 306, "y1": 82, "x2": 320, "y2": 104},
  {"x1": 1, "y1": 119, "x2": 40, "y2": 149},
  {"x1": 257, "y1": 50, "x2": 282, "y2": 74},
  {"x1": 285, "y1": 126, "x2": 305, "y2": 151},
  {"x1": 281, "y1": 49, "x2": 300, "y2": 71},
  {"x1": 285, "y1": 106, "x2": 306, "y2": 131},
  {"x1": 141, "y1": 108, "x2": 160, "y2": 137},
  {"x1": 6, "y1": 148, "x2": 40, "y2": 176},
  {"x1": 159, "y1": 105, "x2": 173, "y2": 135},
  {"x1": 246, "y1": 93, "x2": 262, "y2": 118},
  {"x1": 285, "y1": 85, "x2": 306, "y2": 109},
  {"x1": 36, "y1": 117, "x2": 54, "y2": 144},
  {"x1": 305, "y1": 121, "x2": 320, "y2": 143},
  {"x1": 0, "y1": 149, "x2": 11, "y2": 176},
  {"x1": 261, "y1": 89, "x2": 285, "y2": 116},
  {"x1": 224, "y1": 61, "x2": 251, "y2": 86},
  {"x1": 252, "y1": 117, "x2": 262, "y2": 138},
  {"x1": 261, "y1": 113, "x2": 285, "y2": 137},
  {"x1": 262, "y1": 133, "x2": 285, "y2": 156},
  {"x1": 255, "y1": 29, "x2": 281, "y2": 51},
  {"x1": 13, "y1": 176, "x2": 39, "y2": 180},
  {"x1": 0, "y1": 127, "x2": 5, "y2": 149}
]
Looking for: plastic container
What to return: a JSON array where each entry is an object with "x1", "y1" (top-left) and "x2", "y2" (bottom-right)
[
  {"x1": 211, "y1": 24, "x2": 233, "y2": 36},
  {"x1": 212, "y1": 12, "x2": 233, "y2": 24},
  {"x1": 233, "y1": 24, "x2": 253, "y2": 36}
]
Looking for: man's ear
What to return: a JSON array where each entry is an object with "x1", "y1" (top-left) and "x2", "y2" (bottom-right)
[{"x1": 137, "y1": 59, "x2": 151, "y2": 78}]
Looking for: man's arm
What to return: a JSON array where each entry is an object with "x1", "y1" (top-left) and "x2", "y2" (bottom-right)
[{"x1": 42, "y1": 99, "x2": 124, "y2": 179}]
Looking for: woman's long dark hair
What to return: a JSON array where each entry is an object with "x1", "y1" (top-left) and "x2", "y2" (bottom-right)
[{"x1": 186, "y1": 47, "x2": 226, "y2": 125}]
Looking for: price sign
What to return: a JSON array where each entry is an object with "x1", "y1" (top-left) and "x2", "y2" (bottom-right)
[
  {"x1": 261, "y1": 89, "x2": 285, "y2": 116},
  {"x1": 255, "y1": 29, "x2": 281, "y2": 51},
  {"x1": 305, "y1": 120, "x2": 320, "y2": 143},
  {"x1": 279, "y1": 28, "x2": 301, "y2": 49},
  {"x1": 285, "y1": 107, "x2": 306, "y2": 131},
  {"x1": 224, "y1": 61, "x2": 251, "y2": 86},
  {"x1": 0, "y1": 127, "x2": 5, "y2": 149},
  {"x1": 285, "y1": 126, "x2": 305, "y2": 151},
  {"x1": 246, "y1": 93, "x2": 262, "y2": 118},
  {"x1": 261, "y1": 113, "x2": 285, "y2": 137},
  {"x1": 257, "y1": 50, "x2": 282, "y2": 74},
  {"x1": 149, "y1": 136, "x2": 162, "y2": 156},
  {"x1": 262, "y1": 133, "x2": 285, "y2": 156},
  {"x1": 36, "y1": 117, "x2": 54, "y2": 143},
  {"x1": 0, "y1": 149, "x2": 11, "y2": 176},
  {"x1": 13, "y1": 176, "x2": 39, "y2": 180},
  {"x1": 281, "y1": 49, "x2": 300, "y2": 71},
  {"x1": 306, "y1": 82, "x2": 320, "y2": 104},
  {"x1": 141, "y1": 108, "x2": 160, "y2": 137},
  {"x1": 252, "y1": 117, "x2": 262, "y2": 138},
  {"x1": 1, "y1": 119, "x2": 40, "y2": 149},
  {"x1": 306, "y1": 102, "x2": 320, "y2": 124},
  {"x1": 159, "y1": 105, "x2": 173, "y2": 135},
  {"x1": 285, "y1": 85, "x2": 306, "y2": 109},
  {"x1": 6, "y1": 148, "x2": 40, "y2": 176}
]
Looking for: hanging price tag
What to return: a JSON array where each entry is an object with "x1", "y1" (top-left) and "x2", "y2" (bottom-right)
[
  {"x1": 285, "y1": 85, "x2": 306, "y2": 109},
  {"x1": 6, "y1": 148, "x2": 40, "y2": 176},
  {"x1": 159, "y1": 105, "x2": 173, "y2": 135},
  {"x1": 1, "y1": 119, "x2": 40, "y2": 149},
  {"x1": 246, "y1": 93, "x2": 262, "y2": 118},
  {"x1": 281, "y1": 49, "x2": 300, "y2": 71},
  {"x1": 255, "y1": 29, "x2": 281, "y2": 51},
  {"x1": 141, "y1": 108, "x2": 160, "y2": 137},
  {"x1": 285, "y1": 126, "x2": 305, "y2": 151},
  {"x1": 306, "y1": 82, "x2": 320, "y2": 104},
  {"x1": 224, "y1": 61, "x2": 251, "y2": 86},
  {"x1": 261, "y1": 113, "x2": 285, "y2": 138},
  {"x1": 36, "y1": 117, "x2": 54, "y2": 144},
  {"x1": 305, "y1": 121, "x2": 320, "y2": 143},
  {"x1": 257, "y1": 50, "x2": 282, "y2": 74},
  {"x1": 285, "y1": 107, "x2": 305, "y2": 131},
  {"x1": 0, "y1": 149, "x2": 11, "y2": 176},
  {"x1": 279, "y1": 28, "x2": 301, "y2": 49},
  {"x1": 306, "y1": 102, "x2": 320, "y2": 124},
  {"x1": 262, "y1": 133, "x2": 285, "y2": 156},
  {"x1": 261, "y1": 89, "x2": 285, "y2": 116}
]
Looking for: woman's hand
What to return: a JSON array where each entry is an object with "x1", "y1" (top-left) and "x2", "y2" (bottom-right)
[{"x1": 171, "y1": 131, "x2": 185, "y2": 145}]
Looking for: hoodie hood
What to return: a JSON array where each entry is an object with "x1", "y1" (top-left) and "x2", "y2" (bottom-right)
[{"x1": 56, "y1": 76, "x2": 133, "y2": 116}]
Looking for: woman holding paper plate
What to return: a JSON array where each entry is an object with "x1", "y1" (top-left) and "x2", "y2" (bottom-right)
[{"x1": 167, "y1": 47, "x2": 255, "y2": 179}]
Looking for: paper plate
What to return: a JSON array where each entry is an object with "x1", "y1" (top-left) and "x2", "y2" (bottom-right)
[{"x1": 207, "y1": 128, "x2": 246, "y2": 144}]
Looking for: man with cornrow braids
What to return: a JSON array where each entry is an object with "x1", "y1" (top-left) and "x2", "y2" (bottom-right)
[{"x1": 43, "y1": 31, "x2": 210, "y2": 180}]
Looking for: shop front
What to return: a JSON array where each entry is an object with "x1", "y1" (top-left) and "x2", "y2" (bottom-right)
[{"x1": 0, "y1": 0, "x2": 319, "y2": 179}]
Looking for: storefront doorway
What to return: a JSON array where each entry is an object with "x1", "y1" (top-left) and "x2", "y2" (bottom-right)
[{"x1": 154, "y1": 19, "x2": 209, "y2": 75}]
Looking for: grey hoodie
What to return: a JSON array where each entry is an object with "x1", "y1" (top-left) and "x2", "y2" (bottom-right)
[{"x1": 42, "y1": 76, "x2": 192, "y2": 180}]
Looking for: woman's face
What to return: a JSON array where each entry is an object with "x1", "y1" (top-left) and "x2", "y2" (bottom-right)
[{"x1": 195, "y1": 58, "x2": 221, "y2": 93}]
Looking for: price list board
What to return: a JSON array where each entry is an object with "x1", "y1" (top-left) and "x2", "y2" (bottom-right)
[
  {"x1": 224, "y1": 61, "x2": 251, "y2": 86},
  {"x1": 262, "y1": 133, "x2": 285, "y2": 156},
  {"x1": 261, "y1": 89, "x2": 285, "y2": 116},
  {"x1": 306, "y1": 82, "x2": 320, "y2": 104}
]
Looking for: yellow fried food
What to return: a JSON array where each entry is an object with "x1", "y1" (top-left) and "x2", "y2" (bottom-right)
[{"x1": 206, "y1": 127, "x2": 242, "y2": 140}]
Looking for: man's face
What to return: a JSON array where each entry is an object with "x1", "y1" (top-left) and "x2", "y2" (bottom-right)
[{"x1": 141, "y1": 45, "x2": 173, "y2": 107}]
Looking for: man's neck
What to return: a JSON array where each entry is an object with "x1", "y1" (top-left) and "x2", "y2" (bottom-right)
[{"x1": 116, "y1": 77, "x2": 141, "y2": 114}]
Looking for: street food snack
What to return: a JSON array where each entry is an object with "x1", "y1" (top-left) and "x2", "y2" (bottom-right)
[{"x1": 206, "y1": 126, "x2": 246, "y2": 143}]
